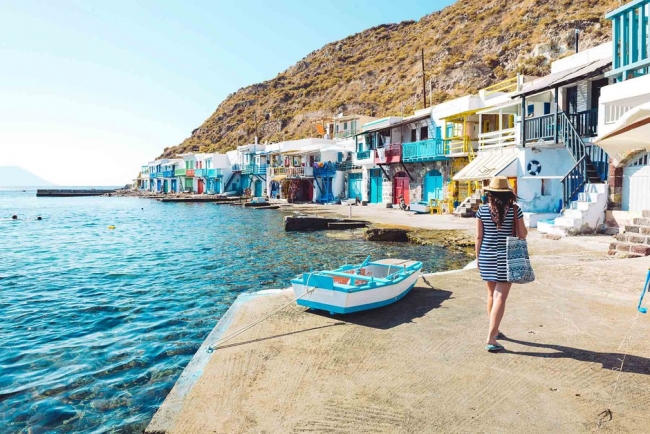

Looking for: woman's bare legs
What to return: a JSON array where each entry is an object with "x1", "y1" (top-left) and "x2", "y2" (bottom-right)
[
  {"x1": 486, "y1": 281, "x2": 496, "y2": 316},
  {"x1": 487, "y1": 282, "x2": 512, "y2": 345}
]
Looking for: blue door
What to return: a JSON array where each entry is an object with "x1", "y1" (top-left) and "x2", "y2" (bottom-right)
[
  {"x1": 215, "y1": 179, "x2": 221, "y2": 194},
  {"x1": 348, "y1": 173, "x2": 363, "y2": 200},
  {"x1": 369, "y1": 169, "x2": 382, "y2": 203},
  {"x1": 171, "y1": 179, "x2": 177, "y2": 192},
  {"x1": 254, "y1": 180, "x2": 263, "y2": 197},
  {"x1": 423, "y1": 170, "x2": 443, "y2": 202}
]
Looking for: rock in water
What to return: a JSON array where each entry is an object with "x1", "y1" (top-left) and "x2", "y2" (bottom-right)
[{"x1": 364, "y1": 228, "x2": 409, "y2": 242}]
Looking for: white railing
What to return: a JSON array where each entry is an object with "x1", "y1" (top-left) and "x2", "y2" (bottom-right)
[
  {"x1": 478, "y1": 128, "x2": 517, "y2": 150},
  {"x1": 268, "y1": 166, "x2": 306, "y2": 177},
  {"x1": 605, "y1": 105, "x2": 633, "y2": 125}
]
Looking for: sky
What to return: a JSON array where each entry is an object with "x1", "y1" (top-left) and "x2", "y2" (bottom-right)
[{"x1": 0, "y1": 0, "x2": 455, "y2": 186}]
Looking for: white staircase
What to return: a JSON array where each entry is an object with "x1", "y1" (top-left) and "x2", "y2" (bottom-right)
[{"x1": 537, "y1": 183, "x2": 608, "y2": 236}]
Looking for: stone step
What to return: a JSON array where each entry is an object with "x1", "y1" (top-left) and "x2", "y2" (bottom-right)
[
  {"x1": 623, "y1": 225, "x2": 650, "y2": 234},
  {"x1": 632, "y1": 217, "x2": 650, "y2": 226},
  {"x1": 608, "y1": 241, "x2": 650, "y2": 256},
  {"x1": 564, "y1": 209, "x2": 585, "y2": 219},
  {"x1": 608, "y1": 250, "x2": 644, "y2": 258}
]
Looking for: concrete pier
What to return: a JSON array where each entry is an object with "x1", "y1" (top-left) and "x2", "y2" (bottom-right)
[
  {"x1": 36, "y1": 188, "x2": 116, "y2": 197},
  {"x1": 146, "y1": 232, "x2": 650, "y2": 433}
]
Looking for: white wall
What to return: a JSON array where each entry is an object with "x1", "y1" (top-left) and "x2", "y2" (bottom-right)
[
  {"x1": 516, "y1": 147, "x2": 576, "y2": 213},
  {"x1": 551, "y1": 42, "x2": 611, "y2": 74}
]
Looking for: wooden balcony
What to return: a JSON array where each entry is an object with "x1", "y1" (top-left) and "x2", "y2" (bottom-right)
[
  {"x1": 524, "y1": 114, "x2": 556, "y2": 142},
  {"x1": 268, "y1": 166, "x2": 305, "y2": 177},
  {"x1": 207, "y1": 168, "x2": 223, "y2": 178},
  {"x1": 194, "y1": 169, "x2": 206, "y2": 177},
  {"x1": 174, "y1": 168, "x2": 186, "y2": 176},
  {"x1": 607, "y1": 0, "x2": 650, "y2": 82},
  {"x1": 402, "y1": 138, "x2": 449, "y2": 162},
  {"x1": 186, "y1": 169, "x2": 195, "y2": 177},
  {"x1": 446, "y1": 136, "x2": 473, "y2": 156},
  {"x1": 313, "y1": 163, "x2": 337, "y2": 177},
  {"x1": 525, "y1": 109, "x2": 599, "y2": 142},
  {"x1": 242, "y1": 164, "x2": 266, "y2": 175},
  {"x1": 567, "y1": 109, "x2": 598, "y2": 138},
  {"x1": 478, "y1": 128, "x2": 517, "y2": 151},
  {"x1": 162, "y1": 170, "x2": 175, "y2": 177},
  {"x1": 375, "y1": 143, "x2": 402, "y2": 164}
]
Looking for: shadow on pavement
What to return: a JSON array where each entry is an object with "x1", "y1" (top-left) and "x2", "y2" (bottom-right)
[{"x1": 502, "y1": 337, "x2": 650, "y2": 376}]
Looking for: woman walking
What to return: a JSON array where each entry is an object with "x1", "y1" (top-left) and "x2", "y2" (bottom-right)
[{"x1": 475, "y1": 176, "x2": 527, "y2": 352}]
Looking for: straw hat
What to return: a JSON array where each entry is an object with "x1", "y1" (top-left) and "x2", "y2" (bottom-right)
[{"x1": 484, "y1": 176, "x2": 513, "y2": 192}]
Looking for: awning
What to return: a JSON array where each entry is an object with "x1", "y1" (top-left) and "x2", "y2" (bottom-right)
[
  {"x1": 513, "y1": 57, "x2": 612, "y2": 97},
  {"x1": 271, "y1": 175, "x2": 287, "y2": 181},
  {"x1": 593, "y1": 102, "x2": 650, "y2": 156},
  {"x1": 452, "y1": 148, "x2": 519, "y2": 181}
]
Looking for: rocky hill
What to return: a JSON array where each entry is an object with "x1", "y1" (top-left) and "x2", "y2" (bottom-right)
[{"x1": 160, "y1": 0, "x2": 619, "y2": 159}]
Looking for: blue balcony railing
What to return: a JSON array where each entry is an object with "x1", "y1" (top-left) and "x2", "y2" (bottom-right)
[
  {"x1": 524, "y1": 114, "x2": 556, "y2": 142},
  {"x1": 356, "y1": 150, "x2": 371, "y2": 160},
  {"x1": 402, "y1": 138, "x2": 449, "y2": 162},
  {"x1": 207, "y1": 168, "x2": 223, "y2": 177},
  {"x1": 335, "y1": 161, "x2": 361, "y2": 171},
  {"x1": 194, "y1": 169, "x2": 206, "y2": 177},
  {"x1": 149, "y1": 172, "x2": 157, "y2": 179},
  {"x1": 162, "y1": 170, "x2": 175, "y2": 177},
  {"x1": 568, "y1": 109, "x2": 599, "y2": 138},
  {"x1": 313, "y1": 162, "x2": 337, "y2": 177},
  {"x1": 232, "y1": 164, "x2": 241, "y2": 171},
  {"x1": 242, "y1": 164, "x2": 267, "y2": 175},
  {"x1": 607, "y1": 0, "x2": 650, "y2": 82}
]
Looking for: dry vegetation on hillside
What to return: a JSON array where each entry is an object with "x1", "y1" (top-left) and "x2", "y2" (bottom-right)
[{"x1": 160, "y1": 0, "x2": 619, "y2": 159}]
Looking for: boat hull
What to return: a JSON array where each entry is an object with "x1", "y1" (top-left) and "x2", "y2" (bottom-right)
[{"x1": 292, "y1": 260, "x2": 422, "y2": 314}]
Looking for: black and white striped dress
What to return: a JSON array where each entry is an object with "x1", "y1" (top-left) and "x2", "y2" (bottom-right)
[{"x1": 476, "y1": 204, "x2": 524, "y2": 282}]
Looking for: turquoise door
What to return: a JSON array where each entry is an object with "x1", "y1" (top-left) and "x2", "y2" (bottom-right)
[
  {"x1": 348, "y1": 173, "x2": 363, "y2": 200},
  {"x1": 215, "y1": 179, "x2": 221, "y2": 194},
  {"x1": 254, "y1": 180, "x2": 263, "y2": 197},
  {"x1": 369, "y1": 169, "x2": 382, "y2": 203},
  {"x1": 423, "y1": 170, "x2": 443, "y2": 202}
]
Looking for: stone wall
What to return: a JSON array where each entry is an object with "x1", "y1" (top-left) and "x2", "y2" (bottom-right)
[{"x1": 382, "y1": 161, "x2": 451, "y2": 204}]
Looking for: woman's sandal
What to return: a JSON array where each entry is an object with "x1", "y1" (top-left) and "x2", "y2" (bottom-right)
[{"x1": 485, "y1": 344, "x2": 504, "y2": 352}]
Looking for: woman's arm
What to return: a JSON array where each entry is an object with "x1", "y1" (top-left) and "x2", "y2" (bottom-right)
[
  {"x1": 516, "y1": 206, "x2": 528, "y2": 240},
  {"x1": 476, "y1": 217, "x2": 483, "y2": 264}
]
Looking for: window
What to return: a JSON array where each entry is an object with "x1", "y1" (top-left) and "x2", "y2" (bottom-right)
[
  {"x1": 527, "y1": 104, "x2": 535, "y2": 117},
  {"x1": 411, "y1": 129, "x2": 417, "y2": 142},
  {"x1": 343, "y1": 122, "x2": 348, "y2": 130},
  {"x1": 541, "y1": 179, "x2": 552, "y2": 196},
  {"x1": 335, "y1": 124, "x2": 339, "y2": 132},
  {"x1": 420, "y1": 126, "x2": 428, "y2": 140},
  {"x1": 543, "y1": 102, "x2": 551, "y2": 115}
]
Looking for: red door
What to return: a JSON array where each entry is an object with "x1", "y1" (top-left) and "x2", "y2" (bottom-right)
[
  {"x1": 198, "y1": 179, "x2": 204, "y2": 194},
  {"x1": 393, "y1": 172, "x2": 410, "y2": 205}
]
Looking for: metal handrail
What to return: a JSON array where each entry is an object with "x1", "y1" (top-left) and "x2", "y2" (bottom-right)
[{"x1": 561, "y1": 156, "x2": 587, "y2": 208}]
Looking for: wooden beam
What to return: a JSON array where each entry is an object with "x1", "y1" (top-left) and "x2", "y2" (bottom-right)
[{"x1": 379, "y1": 165, "x2": 391, "y2": 181}]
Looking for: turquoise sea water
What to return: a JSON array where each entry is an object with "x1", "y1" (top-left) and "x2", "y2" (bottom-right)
[{"x1": 0, "y1": 189, "x2": 470, "y2": 433}]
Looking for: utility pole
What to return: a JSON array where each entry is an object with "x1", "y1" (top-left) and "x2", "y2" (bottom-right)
[{"x1": 421, "y1": 48, "x2": 427, "y2": 109}]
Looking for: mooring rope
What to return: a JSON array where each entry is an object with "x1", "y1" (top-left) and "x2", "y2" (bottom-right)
[
  {"x1": 596, "y1": 310, "x2": 642, "y2": 429},
  {"x1": 207, "y1": 273, "x2": 317, "y2": 353}
]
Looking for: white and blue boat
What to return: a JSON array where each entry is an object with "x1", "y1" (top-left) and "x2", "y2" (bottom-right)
[{"x1": 291, "y1": 257, "x2": 422, "y2": 314}]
